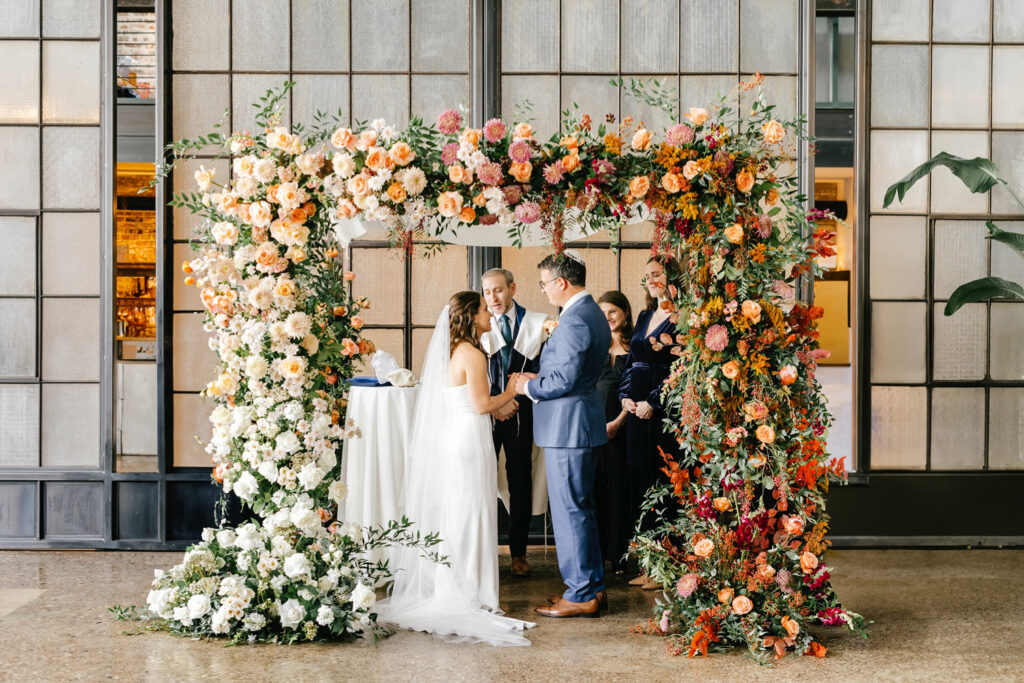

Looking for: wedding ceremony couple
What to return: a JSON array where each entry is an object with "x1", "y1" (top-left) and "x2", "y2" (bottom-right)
[{"x1": 379, "y1": 250, "x2": 681, "y2": 646}]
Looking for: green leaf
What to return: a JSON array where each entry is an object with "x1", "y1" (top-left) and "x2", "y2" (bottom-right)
[
  {"x1": 944, "y1": 277, "x2": 1024, "y2": 315},
  {"x1": 986, "y1": 221, "x2": 1024, "y2": 260},
  {"x1": 883, "y1": 152, "x2": 1002, "y2": 208}
]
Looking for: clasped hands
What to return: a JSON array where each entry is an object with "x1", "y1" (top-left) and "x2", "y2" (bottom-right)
[
  {"x1": 490, "y1": 372, "x2": 537, "y2": 422},
  {"x1": 621, "y1": 397, "x2": 654, "y2": 420}
]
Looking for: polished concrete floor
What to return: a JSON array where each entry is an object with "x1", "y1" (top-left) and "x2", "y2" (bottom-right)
[{"x1": 1, "y1": 547, "x2": 1022, "y2": 681}]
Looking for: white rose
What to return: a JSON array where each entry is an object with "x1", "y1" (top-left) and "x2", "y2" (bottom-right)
[
  {"x1": 235, "y1": 522, "x2": 263, "y2": 551},
  {"x1": 290, "y1": 506, "x2": 320, "y2": 534},
  {"x1": 201, "y1": 527, "x2": 216, "y2": 542},
  {"x1": 233, "y1": 471, "x2": 259, "y2": 501},
  {"x1": 257, "y1": 459, "x2": 279, "y2": 483},
  {"x1": 250, "y1": 200, "x2": 272, "y2": 227},
  {"x1": 209, "y1": 406, "x2": 231, "y2": 427},
  {"x1": 275, "y1": 431, "x2": 301, "y2": 455},
  {"x1": 350, "y1": 583, "x2": 376, "y2": 612},
  {"x1": 172, "y1": 605, "x2": 191, "y2": 625},
  {"x1": 278, "y1": 599, "x2": 306, "y2": 629},
  {"x1": 146, "y1": 588, "x2": 174, "y2": 619},
  {"x1": 187, "y1": 594, "x2": 212, "y2": 619},
  {"x1": 215, "y1": 528, "x2": 237, "y2": 547},
  {"x1": 297, "y1": 462, "x2": 325, "y2": 491},
  {"x1": 283, "y1": 552, "x2": 312, "y2": 579},
  {"x1": 316, "y1": 605, "x2": 335, "y2": 626},
  {"x1": 210, "y1": 607, "x2": 231, "y2": 634},
  {"x1": 328, "y1": 481, "x2": 348, "y2": 504}
]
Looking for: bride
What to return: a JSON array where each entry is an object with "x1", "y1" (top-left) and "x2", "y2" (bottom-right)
[{"x1": 377, "y1": 291, "x2": 535, "y2": 646}]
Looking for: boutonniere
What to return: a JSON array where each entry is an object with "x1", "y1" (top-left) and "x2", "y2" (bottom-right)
[{"x1": 542, "y1": 319, "x2": 559, "y2": 338}]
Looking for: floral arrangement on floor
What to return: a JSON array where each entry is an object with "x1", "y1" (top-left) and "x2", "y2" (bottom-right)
[{"x1": 143, "y1": 89, "x2": 442, "y2": 644}]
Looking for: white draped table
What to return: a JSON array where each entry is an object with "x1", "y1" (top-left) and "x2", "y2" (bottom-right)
[{"x1": 339, "y1": 384, "x2": 550, "y2": 559}]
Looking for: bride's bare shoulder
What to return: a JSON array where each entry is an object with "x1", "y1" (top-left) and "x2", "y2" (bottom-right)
[{"x1": 451, "y1": 341, "x2": 485, "y2": 358}]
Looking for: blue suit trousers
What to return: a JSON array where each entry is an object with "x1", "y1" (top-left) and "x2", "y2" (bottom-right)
[{"x1": 545, "y1": 446, "x2": 605, "y2": 602}]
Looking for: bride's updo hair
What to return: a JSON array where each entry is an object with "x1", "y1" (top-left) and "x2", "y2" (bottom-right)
[{"x1": 449, "y1": 290, "x2": 485, "y2": 357}]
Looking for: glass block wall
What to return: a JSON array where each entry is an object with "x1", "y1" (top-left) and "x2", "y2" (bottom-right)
[
  {"x1": 0, "y1": 0, "x2": 105, "y2": 540},
  {"x1": 867, "y1": 0, "x2": 1024, "y2": 471}
]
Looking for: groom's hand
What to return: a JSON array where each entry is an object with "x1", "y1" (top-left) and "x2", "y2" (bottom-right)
[
  {"x1": 514, "y1": 372, "x2": 537, "y2": 395},
  {"x1": 492, "y1": 399, "x2": 518, "y2": 421}
]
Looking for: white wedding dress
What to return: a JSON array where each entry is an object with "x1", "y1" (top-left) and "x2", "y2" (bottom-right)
[{"x1": 376, "y1": 306, "x2": 534, "y2": 646}]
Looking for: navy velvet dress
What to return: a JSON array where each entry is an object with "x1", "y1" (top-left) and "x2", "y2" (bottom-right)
[{"x1": 617, "y1": 308, "x2": 680, "y2": 536}]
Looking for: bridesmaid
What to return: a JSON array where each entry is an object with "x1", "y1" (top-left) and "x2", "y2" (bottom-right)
[
  {"x1": 618, "y1": 256, "x2": 683, "y2": 588},
  {"x1": 594, "y1": 290, "x2": 633, "y2": 576}
]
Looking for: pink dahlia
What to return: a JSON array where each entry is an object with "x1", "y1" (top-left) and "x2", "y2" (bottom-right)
[
  {"x1": 704, "y1": 324, "x2": 728, "y2": 351},
  {"x1": 437, "y1": 109, "x2": 463, "y2": 135},
  {"x1": 543, "y1": 161, "x2": 565, "y2": 185},
  {"x1": 508, "y1": 139, "x2": 532, "y2": 164},
  {"x1": 514, "y1": 201, "x2": 541, "y2": 224},
  {"x1": 483, "y1": 118, "x2": 507, "y2": 143},
  {"x1": 477, "y1": 161, "x2": 503, "y2": 186},
  {"x1": 756, "y1": 214, "x2": 773, "y2": 239},
  {"x1": 676, "y1": 573, "x2": 699, "y2": 598},
  {"x1": 441, "y1": 142, "x2": 458, "y2": 165},
  {"x1": 665, "y1": 123, "x2": 695, "y2": 146}
]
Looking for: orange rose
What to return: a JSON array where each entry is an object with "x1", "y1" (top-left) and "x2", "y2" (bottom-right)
[
  {"x1": 509, "y1": 161, "x2": 533, "y2": 182},
  {"x1": 736, "y1": 170, "x2": 755, "y2": 193},
  {"x1": 724, "y1": 223, "x2": 744, "y2": 244},
  {"x1": 513, "y1": 122, "x2": 533, "y2": 139},
  {"x1": 629, "y1": 176, "x2": 650, "y2": 199},
  {"x1": 712, "y1": 496, "x2": 731, "y2": 512},
  {"x1": 343, "y1": 271, "x2": 356, "y2": 282},
  {"x1": 661, "y1": 172, "x2": 683, "y2": 194},
  {"x1": 437, "y1": 191, "x2": 463, "y2": 218},
  {"x1": 331, "y1": 127, "x2": 355, "y2": 150},
  {"x1": 766, "y1": 188, "x2": 780, "y2": 205},
  {"x1": 364, "y1": 146, "x2": 390, "y2": 171},
  {"x1": 389, "y1": 141, "x2": 415, "y2": 166},
  {"x1": 350, "y1": 316, "x2": 363, "y2": 330},
  {"x1": 459, "y1": 206, "x2": 477, "y2": 223},
  {"x1": 741, "y1": 299, "x2": 762, "y2": 323},
  {"x1": 341, "y1": 338, "x2": 359, "y2": 357},
  {"x1": 718, "y1": 588, "x2": 734, "y2": 605},
  {"x1": 731, "y1": 595, "x2": 753, "y2": 615},
  {"x1": 755, "y1": 424, "x2": 775, "y2": 444},
  {"x1": 781, "y1": 615, "x2": 800, "y2": 638},
  {"x1": 631, "y1": 127, "x2": 652, "y2": 150},
  {"x1": 460, "y1": 128, "x2": 482, "y2": 148},
  {"x1": 561, "y1": 153, "x2": 581, "y2": 172},
  {"x1": 785, "y1": 516, "x2": 804, "y2": 535},
  {"x1": 386, "y1": 182, "x2": 407, "y2": 203},
  {"x1": 693, "y1": 538, "x2": 715, "y2": 558},
  {"x1": 472, "y1": 192, "x2": 487, "y2": 207},
  {"x1": 762, "y1": 119, "x2": 785, "y2": 145},
  {"x1": 779, "y1": 364, "x2": 798, "y2": 386},
  {"x1": 682, "y1": 160, "x2": 701, "y2": 180},
  {"x1": 332, "y1": 305, "x2": 348, "y2": 316},
  {"x1": 559, "y1": 135, "x2": 579, "y2": 150},
  {"x1": 721, "y1": 360, "x2": 740, "y2": 380},
  {"x1": 448, "y1": 164, "x2": 472, "y2": 184},
  {"x1": 800, "y1": 551, "x2": 819, "y2": 574}
]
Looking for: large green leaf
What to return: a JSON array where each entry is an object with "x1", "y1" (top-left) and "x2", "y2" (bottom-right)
[
  {"x1": 944, "y1": 277, "x2": 1024, "y2": 315},
  {"x1": 986, "y1": 221, "x2": 1024, "y2": 259},
  {"x1": 883, "y1": 152, "x2": 1002, "y2": 208}
]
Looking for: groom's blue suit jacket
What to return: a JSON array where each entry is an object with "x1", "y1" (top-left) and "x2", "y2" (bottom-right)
[{"x1": 530, "y1": 293, "x2": 611, "y2": 449}]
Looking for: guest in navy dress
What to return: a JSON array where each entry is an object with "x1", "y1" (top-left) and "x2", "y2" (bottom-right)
[
  {"x1": 618, "y1": 256, "x2": 684, "y2": 588},
  {"x1": 594, "y1": 290, "x2": 633, "y2": 575}
]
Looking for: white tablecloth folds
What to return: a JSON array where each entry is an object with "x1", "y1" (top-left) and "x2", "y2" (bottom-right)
[{"x1": 339, "y1": 384, "x2": 549, "y2": 535}]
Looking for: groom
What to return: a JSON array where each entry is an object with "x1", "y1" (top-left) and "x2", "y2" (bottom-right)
[{"x1": 515, "y1": 252, "x2": 609, "y2": 618}]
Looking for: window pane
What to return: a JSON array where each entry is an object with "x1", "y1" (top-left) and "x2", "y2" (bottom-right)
[
  {"x1": 621, "y1": 76, "x2": 677, "y2": 135},
  {"x1": 42, "y1": 213, "x2": 100, "y2": 296},
  {"x1": 411, "y1": 246, "x2": 467, "y2": 325},
  {"x1": 0, "y1": 299, "x2": 37, "y2": 377},
  {"x1": 870, "y1": 385, "x2": 927, "y2": 469},
  {"x1": 172, "y1": 74, "x2": 229, "y2": 154},
  {"x1": 0, "y1": 0, "x2": 40, "y2": 37},
  {"x1": 835, "y1": 16, "x2": 855, "y2": 103},
  {"x1": 291, "y1": 0, "x2": 349, "y2": 72},
  {"x1": 934, "y1": 220, "x2": 988, "y2": 300},
  {"x1": 620, "y1": 248, "x2": 651, "y2": 324},
  {"x1": 0, "y1": 41, "x2": 39, "y2": 123},
  {"x1": 993, "y1": 48, "x2": 1024, "y2": 129},
  {"x1": 233, "y1": 75, "x2": 290, "y2": 138},
  {"x1": 351, "y1": 74, "x2": 408, "y2": 130},
  {"x1": 930, "y1": 131, "x2": 989, "y2": 214},
  {"x1": 350, "y1": 248, "x2": 406, "y2": 325},
  {"x1": 561, "y1": 0, "x2": 618, "y2": 73},
  {"x1": 932, "y1": 0, "x2": 990, "y2": 42},
  {"x1": 292, "y1": 74, "x2": 349, "y2": 130},
  {"x1": 992, "y1": 132, "x2": 1024, "y2": 215},
  {"x1": 501, "y1": 0, "x2": 558, "y2": 73},
  {"x1": 931, "y1": 46, "x2": 989, "y2": 128},
  {"x1": 995, "y1": 0, "x2": 1024, "y2": 42},
  {"x1": 930, "y1": 388, "x2": 985, "y2": 470},
  {"x1": 561, "y1": 76, "x2": 618, "y2": 128},
  {"x1": 42, "y1": 40, "x2": 100, "y2": 123},
  {"x1": 991, "y1": 222, "x2": 1024, "y2": 282},
  {"x1": 171, "y1": 0, "x2": 229, "y2": 71},
  {"x1": 681, "y1": 75, "x2": 738, "y2": 113},
  {"x1": 989, "y1": 388, "x2": 1024, "y2": 469},
  {"x1": 621, "y1": 0, "x2": 677, "y2": 73},
  {"x1": 869, "y1": 216, "x2": 926, "y2": 299},
  {"x1": 991, "y1": 303, "x2": 1024, "y2": 381},
  {"x1": 741, "y1": 75, "x2": 797, "y2": 123},
  {"x1": 933, "y1": 303, "x2": 986, "y2": 381},
  {"x1": 42, "y1": 297, "x2": 99, "y2": 381},
  {"x1": 411, "y1": 75, "x2": 469, "y2": 132},
  {"x1": 351, "y1": 0, "x2": 409, "y2": 71},
  {"x1": 870, "y1": 302, "x2": 926, "y2": 383},
  {"x1": 501, "y1": 75, "x2": 559, "y2": 142},
  {"x1": 41, "y1": 383, "x2": 100, "y2": 467},
  {"x1": 870, "y1": 130, "x2": 928, "y2": 213},
  {"x1": 43, "y1": 482, "x2": 103, "y2": 536},
  {"x1": 172, "y1": 393, "x2": 212, "y2": 467},
  {"x1": 815, "y1": 17, "x2": 831, "y2": 104},
  {"x1": 0, "y1": 217, "x2": 36, "y2": 296},
  {"x1": 357, "y1": 328, "x2": 404, "y2": 375},
  {"x1": 42, "y1": 126, "x2": 100, "y2": 210},
  {"x1": 871, "y1": 0, "x2": 929, "y2": 41},
  {"x1": 42, "y1": 0, "x2": 100, "y2": 38},
  {"x1": 870, "y1": 45, "x2": 928, "y2": 128},
  {"x1": 172, "y1": 312, "x2": 218, "y2": 392},
  {"x1": 739, "y1": 0, "x2": 798, "y2": 74},
  {"x1": 680, "y1": 0, "x2": 737, "y2": 73},
  {"x1": 411, "y1": 0, "x2": 468, "y2": 72},
  {"x1": 232, "y1": 0, "x2": 289, "y2": 71},
  {"x1": 0, "y1": 127, "x2": 40, "y2": 211},
  {"x1": 0, "y1": 384, "x2": 39, "y2": 467}
]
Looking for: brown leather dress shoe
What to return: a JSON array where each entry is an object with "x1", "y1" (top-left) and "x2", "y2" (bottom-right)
[
  {"x1": 534, "y1": 597, "x2": 600, "y2": 618},
  {"x1": 511, "y1": 555, "x2": 532, "y2": 577},
  {"x1": 548, "y1": 590, "x2": 607, "y2": 612}
]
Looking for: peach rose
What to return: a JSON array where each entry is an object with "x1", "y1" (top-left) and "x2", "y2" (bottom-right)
[
  {"x1": 335, "y1": 198, "x2": 357, "y2": 219},
  {"x1": 631, "y1": 127, "x2": 652, "y2": 150},
  {"x1": 762, "y1": 119, "x2": 785, "y2": 145},
  {"x1": 509, "y1": 161, "x2": 533, "y2": 182},
  {"x1": 685, "y1": 107, "x2": 709, "y2": 126},
  {"x1": 785, "y1": 516, "x2": 804, "y2": 535},
  {"x1": 331, "y1": 127, "x2": 355, "y2": 150},
  {"x1": 724, "y1": 223, "x2": 744, "y2": 244},
  {"x1": 357, "y1": 129, "x2": 378, "y2": 150},
  {"x1": 755, "y1": 424, "x2": 775, "y2": 444},
  {"x1": 712, "y1": 496, "x2": 731, "y2": 512},
  {"x1": 278, "y1": 355, "x2": 306, "y2": 379},
  {"x1": 437, "y1": 191, "x2": 464, "y2": 218},
  {"x1": 718, "y1": 588, "x2": 734, "y2": 605},
  {"x1": 748, "y1": 452, "x2": 767, "y2": 468},
  {"x1": 682, "y1": 160, "x2": 701, "y2": 180},
  {"x1": 460, "y1": 128, "x2": 482, "y2": 148},
  {"x1": 274, "y1": 276, "x2": 297, "y2": 298},
  {"x1": 256, "y1": 242, "x2": 280, "y2": 269},
  {"x1": 343, "y1": 271, "x2": 356, "y2": 282},
  {"x1": 757, "y1": 564, "x2": 776, "y2": 581},
  {"x1": 741, "y1": 300, "x2": 762, "y2": 324},
  {"x1": 513, "y1": 122, "x2": 533, "y2": 139},
  {"x1": 341, "y1": 338, "x2": 359, "y2": 357},
  {"x1": 693, "y1": 538, "x2": 715, "y2": 558},
  {"x1": 472, "y1": 192, "x2": 487, "y2": 207},
  {"x1": 561, "y1": 153, "x2": 580, "y2": 172},
  {"x1": 781, "y1": 615, "x2": 800, "y2": 638},
  {"x1": 800, "y1": 551, "x2": 819, "y2": 574},
  {"x1": 736, "y1": 170, "x2": 755, "y2": 193},
  {"x1": 346, "y1": 174, "x2": 369, "y2": 197},
  {"x1": 629, "y1": 176, "x2": 650, "y2": 199},
  {"x1": 448, "y1": 164, "x2": 472, "y2": 184},
  {"x1": 559, "y1": 135, "x2": 579, "y2": 150},
  {"x1": 366, "y1": 146, "x2": 392, "y2": 172},
  {"x1": 386, "y1": 182, "x2": 407, "y2": 203},
  {"x1": 721, "y1": 360, "x2": 740, "y2": 380},
  {"x1": 779, "y1": 364, "x2": 798, "y2": 386},
  {"x1": 350, "y1": 316, "x2": 363, "y2": 330},
  {"x1": 389, "y1": 141, "x2": 415, "y2": 166},
  {"x1": 459, "y1": 206, "x2": 477, "y2": 223},
  {"x1": 661, "y1": 172, "x2": 683, "y2": 194},
  {"x1": 731, "y1": 595, "x2": 753, "y2": 615}
]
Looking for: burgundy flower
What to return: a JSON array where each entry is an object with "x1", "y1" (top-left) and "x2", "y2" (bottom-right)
[{"x1": 502, "y1": 184, "x2": 522, "y2": 205}]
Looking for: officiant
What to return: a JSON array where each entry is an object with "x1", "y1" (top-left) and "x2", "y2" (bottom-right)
[{"x1": 480, "y1": 268, "x2": 547, "y2": 578}]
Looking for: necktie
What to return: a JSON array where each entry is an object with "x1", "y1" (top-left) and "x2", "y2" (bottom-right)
[{"x1": 499, "y1": 313, "x2": 512, "y2": 380}]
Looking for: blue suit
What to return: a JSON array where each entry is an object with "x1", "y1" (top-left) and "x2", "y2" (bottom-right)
[{"x1": 529, "y1": 292, "x2": 610, "y2": 602}]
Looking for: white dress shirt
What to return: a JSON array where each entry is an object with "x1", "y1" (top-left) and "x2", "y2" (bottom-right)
[{"x1": 523, "y1": 290, "x2": 590, "y2": 403}]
